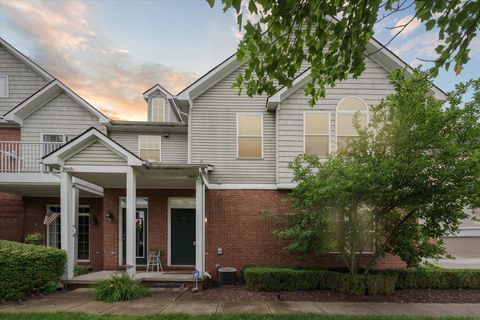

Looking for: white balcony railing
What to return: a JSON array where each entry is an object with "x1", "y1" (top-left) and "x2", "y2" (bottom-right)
[{"x1": 0, "y1": 141, "x2": 65, "y2": 173}]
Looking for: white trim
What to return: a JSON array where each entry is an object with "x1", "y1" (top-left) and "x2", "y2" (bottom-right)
[
  {"x1": 0, "y1": 38, "x2": 54, "y2": 81},
  {"x1": 303, "y1": 111, "x2": 331, "y2": 158},
  {"x1": 335, "y1": 96, "x2": 369, "y2": 152},
  {"x1": 0, "y1": 75, "x2": 9, "y2": 98},
  {"x1": 236, "y1": 112, "x2": 264, "y2": 159},
  {"x1": 187, "y1": 99, "x2": 193, "y2": 163},
  {"x1": 138, "y1": 135, "x2": 162, "y2": 162},
  {"x1": 42, "y1": 128, "x2": 143, "y2": 167},
  {"x1": 3, "y1": 80, "x2": 109, "y2": 124},
  {"x1": 77, "y1": 205, "x2": 90, "y2": 263},
  {"x1": 150, "y1": 96, "x2": 166, "y2": 122},
  {"x1": 167, "y1": 197, "x2": 196, "y2": 267},
  {"x1": 119, "y1": 197, "x2": 148, "y2": 266},
  {"x1": 177, "y1": 54, "x2": 241, "y2": 101}
]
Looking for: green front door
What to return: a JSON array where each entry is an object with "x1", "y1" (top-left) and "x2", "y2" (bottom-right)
[
  {"x1": 171, "y1": 208, "x2": 196, "y2": 265},
  {"x1": 122, "y1": 208, "x2": 148, "y2": 265}
]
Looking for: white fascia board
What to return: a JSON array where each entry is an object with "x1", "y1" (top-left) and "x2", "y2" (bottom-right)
[
  {"x1": 4, "y1": 80, "x2": 110, "y2": 124},
  {"x1": 366, "y1": 39, "x2": 447, "y2": 101},
  {"x1": 177, "y1": 54, "x2": 241, "y2": 102},
  {"x1": 142, "y1": 84, "x2": 173, "y2": 100},
  {"x1": 0, "y1": 37, "x2": 54, "y2": 81},
  {"x1": 43, "y1": 128, "x2": 143, "y2": 167},
  {"x1": 267, "y1": 70, "x2": 311, "y2": 110},
  {"x1": 205, "y1": 183, "x2": 296, "y2": 190}
]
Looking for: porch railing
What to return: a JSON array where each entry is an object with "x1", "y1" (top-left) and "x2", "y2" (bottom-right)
[{"x1": 0, "y1": 141, "x2": 65, "y2": 173}]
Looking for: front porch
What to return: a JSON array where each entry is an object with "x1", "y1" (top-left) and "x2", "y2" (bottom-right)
[
  {"x1": 66, "y1": 270, "x2": 199, "y2": 287},
  {"x1": 41, "y1": 128, "x2": 211, "y2": 281}
]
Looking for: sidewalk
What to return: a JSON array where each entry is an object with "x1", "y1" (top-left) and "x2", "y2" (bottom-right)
[{"x1": 1, "y1": 288, "x2": 479, "y2": 317}]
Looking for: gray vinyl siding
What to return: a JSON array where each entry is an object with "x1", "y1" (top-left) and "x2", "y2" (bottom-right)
[
  {"x1": 21, "y1": 92, "x2": 105, "y2": 143},
  {"x1": 147, "y1": 93, "x2": 180, "y2": 122},
  {"x1": 65, "y1": 141, "x2": 126, "y2": 166},
  {"x1": 109, "y1": 132, "x2": 188, "y2": 163},
  {"x1": 191, "y1": 64, "x2": 276, "y2": 184},
  {"x1": 277, "y1": 58, "x2": 395, "y2": 184},
  {"x1": 0, "y1": 44, "x2": 49, "y2": 116}
]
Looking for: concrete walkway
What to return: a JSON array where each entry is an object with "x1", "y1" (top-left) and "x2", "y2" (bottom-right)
[{"x1": 1, "y1": 288, "x2": 480, "y2": 317}]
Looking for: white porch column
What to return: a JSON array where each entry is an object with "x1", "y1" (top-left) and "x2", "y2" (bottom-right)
[
  {"x1": 60, "y1": 171, "x2": 74, "y2": 280},
  {"x1": 72, "y1": 187, "x2": 79, "y2": 266},
  {"x1": 195, "y1": 178, "x2": 205, "y2": 275},
  {"x1": 125, "y1": 166, "x2": 137, "y2": 278}
]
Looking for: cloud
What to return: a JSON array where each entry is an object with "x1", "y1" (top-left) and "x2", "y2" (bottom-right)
[
  {"x1": 391, "y1": 15, "x2": 421, "y2": 37},
  {"x1": 0, "y1": 0, "x2": 196, "y2": 120}
]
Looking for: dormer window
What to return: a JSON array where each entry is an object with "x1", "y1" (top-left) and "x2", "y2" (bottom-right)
[
  {"x1": 151, "y1": 97, "x2": 165, "y2": 122},
  {"x1": 0, "y1": 75, "x2": 8, "y2": 98}
]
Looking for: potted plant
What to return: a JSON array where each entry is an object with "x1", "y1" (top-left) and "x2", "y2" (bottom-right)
[{"x1": 24, "y1": 232, "x2": 43, "y2": 245}]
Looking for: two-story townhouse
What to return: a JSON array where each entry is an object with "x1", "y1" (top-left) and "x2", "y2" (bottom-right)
[{"x1": 0, "y1": 36, "x2": 447, "y2": 281}]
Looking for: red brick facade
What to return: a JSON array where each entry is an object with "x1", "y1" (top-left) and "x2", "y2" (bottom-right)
[{"x1": 0, "y1": 188, "x2": 405, "y2": 272}]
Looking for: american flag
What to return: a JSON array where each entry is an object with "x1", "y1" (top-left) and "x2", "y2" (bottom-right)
[{"x1": 43, "y1": 207, "x2": 59, "y2": 226}]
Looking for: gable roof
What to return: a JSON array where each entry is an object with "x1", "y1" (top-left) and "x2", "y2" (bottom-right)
[
  {"x1": 176, "y1": 53, "x2": 241, "y2": 102},
  {"x1": 3, "y1": 80, "x2": 110, "y2": 125},
  {"x1": 42, "y1": 127, "x2": 143, "y2": 167},
  {"x1": 266, "y1": 38, "x2": 447, "y2": 110},
  {"x1": 143, "y1": 84, "x2": 184, "y2": 122},
  {"x1": 0, "y1": 37, "x2": 54, "y2": 82}
]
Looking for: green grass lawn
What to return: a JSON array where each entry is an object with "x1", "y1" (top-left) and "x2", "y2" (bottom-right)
[{"x1": 0, "y1": 313, "x2": 477, "y2": 320}]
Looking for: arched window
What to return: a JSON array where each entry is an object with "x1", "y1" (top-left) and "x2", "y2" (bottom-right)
[{"x1": 336, "y1": 96, "x2": 368, "y2": 151}]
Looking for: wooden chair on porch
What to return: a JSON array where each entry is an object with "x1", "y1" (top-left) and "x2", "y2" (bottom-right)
[{"x1": 146, "y1": 249, "x2": 163, "y2": 272}]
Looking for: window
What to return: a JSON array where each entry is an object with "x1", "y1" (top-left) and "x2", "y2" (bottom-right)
[
  {"x1": 0, "y1": 75, "x2": 8, "y2": 97},
  {"x1": 139, "y1": 135, "x2": 161, "y2": 161},
  {"x1": 328, "y1": 209, "x2": 375, "y2": 253},
  {"x1": 42, "y1": 134, "x2": 75, "y2": 155},
  {"x1": 151, "y1": 97, "x2": 165, "y2": 122},
  {"x1": 304, "y1": 111, "x2": 330, "y2": 158},
  {"x1": 47, "y1": 205, "x2": 61, "y2": 249},
  {"x1": 336, "y1": 97, "x2": 369, "y2": 151},
  {"x1": 237, "y1": 113, "x2": 263, "y2": 158},
  {"x1": 77, "y1": 206, "x2": 90, "y2": 261},
  {"x1": 46, "y1": 205, "x2": 91, "y2": 261}
]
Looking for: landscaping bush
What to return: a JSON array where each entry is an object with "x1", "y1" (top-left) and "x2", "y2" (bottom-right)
[
  {"x1": 0, "y1": 240, "x2": 66, "y2": 300},
  {"x1": 244, "y1": 267, "x2": 331, "y2": 291},
  {"x1": 94, "y1": 274, "x2": 150, "y2": 302},
  {"x1": 74, "y1": 264, "x2": 90, "y2": 276},
  {"x1": 243, "y1": 266, "x2": 396, "y2": 295},
  {"x1": 378, "y1": 268, "x2": 480, "y2": 289}
]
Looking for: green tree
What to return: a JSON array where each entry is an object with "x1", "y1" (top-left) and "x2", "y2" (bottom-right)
[
  {"x1": 207, "y1": 0, "x2": 480, "y2": 105},
  {"x1": 274, "y1": 71, "x2": 480, "y2": 273}
]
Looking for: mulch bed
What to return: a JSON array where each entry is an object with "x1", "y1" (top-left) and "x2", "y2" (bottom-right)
[{"x1": 181, "y1": 285, "x2": 480, "y2": 303}]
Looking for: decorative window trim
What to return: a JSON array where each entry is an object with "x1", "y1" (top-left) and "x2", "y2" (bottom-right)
[
  {"x1": 150, "y1": 96, "x2": 166, "y2": 122},
  {"x1": 236, "y1": 112, "x2": 264, "y2": 159},
  {"x1": 0, "y1": 75, "x2": 8, "y2": 98},
  {"x1": 77, "y1": 206, "x2": 90, "y2": 262},
  {"x1": 303, "y1": 111, "x2": 331, "y2": 158},
  {"x1": 138, "y1": 135, "x2": 162, "y2": 162},
  {"x1": 335, "y1": 96, "x2": 369, "y2": 152}
]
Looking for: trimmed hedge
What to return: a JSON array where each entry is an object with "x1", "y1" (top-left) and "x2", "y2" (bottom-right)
[
  {"x1": 243, "y1": 266, "x2": 396, "y2": 295},
  {"x1": 378, "y1": 268, "x2": 480, "y2": 289},
  {"x1": 0, "y1": 240, "x2": 66, "y2": 300},
  {"x1": 244, "y1": 267, "x2": 330, "y2": 291}
]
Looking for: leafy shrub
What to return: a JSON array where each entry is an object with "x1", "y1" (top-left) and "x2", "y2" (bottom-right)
[
  {"x1": 41, "y1": 281, "x2": 59, "y2": 293},
  {"x1": 244, "y1": 267, "x2": 331, "y2": 291},
  {"x1": 378, "y1": 268, "x2": 480, "y2": 289},
  {"x1": 24, "y1": 233, "x2": 43, "y2": 245},
  {"x1": 243, "y1": 266, "x2": 396, "y2": 295},
  {"x1": 74, "y1": 264, "x2": 90, "y2": 276},
  {"x1": 0, "y1": 240, "x2": 66, "y2": 300},
  {"x1": 94, "y1": 274, "x2": 150, "y2": 302}
]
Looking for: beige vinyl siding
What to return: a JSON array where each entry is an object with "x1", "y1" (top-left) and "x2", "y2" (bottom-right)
[
  {"x1": 65, "y1": 141, "x2": 126, "y2": 166},
  {"x1": 191, "y1": 65, "x2": 276, "y2": 184},
  {"x1": 109, "y1": 132, "x2": 188, "y2": 163},
  {"x1": 277, "y1": 58, "x2": 395, "y2": 184},
  {"x1": 21, "y1": 93, "x2": 105, "y2": 143},
  {"x1": 0, "y1": 44, "x2": 49, "y2": 116}
]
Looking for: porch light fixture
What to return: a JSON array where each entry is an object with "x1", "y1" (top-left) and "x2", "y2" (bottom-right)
[{"x1": 105, "y1": 211, "x2": 114, "y2": 222}]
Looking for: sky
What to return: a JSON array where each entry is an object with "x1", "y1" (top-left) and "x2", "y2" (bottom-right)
[{"x1": 0, "y1": 0, "x2": 479, "y2": 121}]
